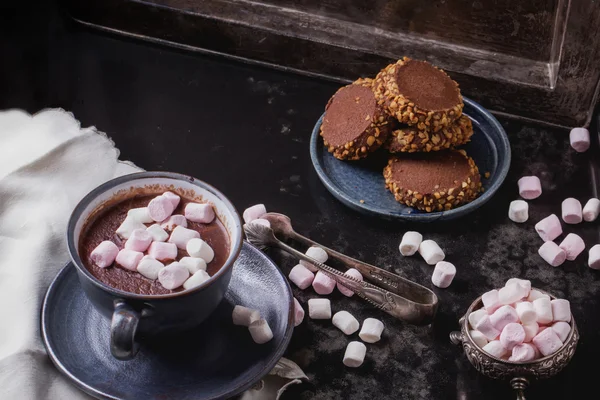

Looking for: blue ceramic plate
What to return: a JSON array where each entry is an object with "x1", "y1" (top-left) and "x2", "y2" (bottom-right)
[
  {"x1": 310, "y1": 97, "x2": 511, "y2": 222},
  {"x1": 41, "y1": 242, "x2": 293, "y2": 400}
]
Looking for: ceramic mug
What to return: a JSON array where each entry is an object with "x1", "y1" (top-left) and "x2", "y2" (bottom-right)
[{"x1": 67, "y1": 172, "x2": 243, "y2": 360}]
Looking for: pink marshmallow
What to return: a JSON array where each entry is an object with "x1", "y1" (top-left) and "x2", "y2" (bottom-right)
[
  {"x1": 482, "y1": 289, "x2": 501, "y2": 314},
  {"x1": 474, "y1": 315, "x2": 501, "y2": 340},
  {"x1": 538, "y1": 241, "x2": 566, "y2": 267},
  {"x1": 518, "y1": 176, "x2": 542, "y2": 200},
  {"x1": 124, "y1": 228, "x2": 153, "y2": 252},
  {"x1": 532, "y1": 327, "x2": 563, "y2": 356},
  {"x1": 498, "y1": 283, "x2": 527, "y2": 305},
  {"x1": 431, "y1": 261, "x2": 456, "y2": 288},
  {"x1": 337, "y1": 268, "x2": 363, "y2": 297},
  {"x1": 312, "y1": 271, "x2": 336, "y2": 295},
  {"x1": 162, "y1": 191, "x2": 181, "y2": 208},
  {"x1": 500, "y1": 323, "x2": 525, "y2": 350},
  {"x1": 161, "y1": 214, "x2": 188, "y2": 231},
  {"x1": 158, "y1": 262, "x2": 190, "y2": 290},
  {"x1": 535, "y1": 214, "x2": 562, "y2": 242},
  {"x1": 589, "y1": 244, "x2": 600, "y2": 270},
  {"x1": 482, "y1": 340, "x2": 507, "y2": 358},
  {"x1": 243, "y1": 204, "x2": 267, "y2": 224},
  {"x1": 185, "y1": 203, "x2": 215, "y2": 223},
  {"x1": 533, "y1": 298, "x2": 553, "y2": 324},
  {"x1": 569, "y1": 127, "x2": 590, "y2": 153},
  {"x1": 148, "y1": 241, "x2": 178, "y2": 261},
  {"x1": 115, "y1": 249, "x2": 144, "y2": 271},
  {"x1": 551, "y1": 299, "x2": 571, "y2": 322},
  {"x1": 293, "y1": 297, "x2": 305, "y2": 326},
  {"x1": 583, "y1": 198, "x2": 600, "y2": 222},
  {"x1": 148, "y1": 194, "x2": 176, "y2": 222},
  {"x1": 509, "y1": 343, "x2": 537, "y2": 362},
  {"x1": 168, "y1": 225, "x2": 200, "y2": 249},
  {"x1": 288, "y1": 264, "x2": 315, "y2": 289},
  {"x1": 523, "y1": 322, "x2": 539, "y2": 342},
  {"x1": 90, "y1": 240, "x2": 119, "y2": 268},
  {"x1": 558, "y1": 233, "x2": 585, "y2": 261},
  {"x1": 490, "y1": 305, "x2": 519, "y2": 331},
  {"x1": 561, "y1": 198, "x2": 582, "y2": 224},
  {"x1": 551, "y1": 321, "x2": 571, "y2": 342}
]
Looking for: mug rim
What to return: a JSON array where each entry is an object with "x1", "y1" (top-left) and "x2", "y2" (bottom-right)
[{"x1": 67, "y1": 171, "x2": 243, "y2": 300}]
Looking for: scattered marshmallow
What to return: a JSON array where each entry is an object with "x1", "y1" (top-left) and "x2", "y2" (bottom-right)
[
  {"x1": 183, "y1": 270, "x2": 211, "y2": 290},
  {"x1": 551, "y1": 322, "x2": 571, "y2": 342},
  {"x1": 300, "y1": 246, "x2": 328, "y2": 272},
  {"x1": 148, "y1": 194, "x2": 176, "y2": 222},
  {"x1": 500, "y1": 323, "x2": 525, "y2": 350},
  {"x1": 533, "y1": 298, "x2": 553, "y2": 325},
  {"x1": 180, "y1": 256, "x2": 207, "y2": 274},
  {"x1": 157, "y1": 262, "x2": 190, "y2": 290},
  {"x1": 475, "y1": 315, "x2": 501, "y2": 340},
  {"x1": 232, "y1": 305, "x2": 261, "y2": 326},
  {"x1": 469, "y1": 330, "x2": 489, "y2": 348},
  {"x1": 561, "y1": 198, "x2": 582, "y2": 224},
  {"x1": 359, "y1": 318, "x2": 384, "y2": 343},
  {"x1": 249, "y1": 319, "x2": 273, "y2": 344},
  {"x1": 551, "y1": 299, "x2": 571, "y2": 322},
  {"x1": 418, "y1": 240, "x2": 445, "y2": 265},
  {"x1": 558, "y1": 233, "x2": 585, "y2": 261},
  {"x1": 136, "y1": 256, "x2": 164, "y2": 280},
  {"x1": 538, "y1": 241, "x2": 566, "y2": 267},
  {"x1": 161, "y1": 214, "x2": 188, "y2": 231},
  {"x1": 527, "y1": 289, "x2": 550, "y2": 302},
  {"x1": 498, "y1": 283, "x2": 527, "y2": 305},
  {"x1": 490, "y1": 305, "x2": 519, "y2": 331},
  {"x1": 293, "y1": 297, "x2": 304, "y2": 327},
  {"x1": 523, "y1": 322, "x2": 539, "y2": 342},
  {"x1": 431, "y1": 261, "x2": 456, "y2": 288},
  {"x1": 569, "y1": 127, "x2": 590, "y2": 152},
  {"x1": 509, "y1": 343, "x2": 537, "y2": 362},
  {"x1": 508, "y1": 200, "x2": 529, "y2": 223},
  {"x1": 288, "y1": 264, "x2": 315, "y2": 289},
  {"x1": 532, "y1": 328, "x2": 563, "y2": 356},
  {"x1": 116, "y1": 216, "x2": 147, "y2": 239},
  {"x1": 535, "y1": 214, "x2": 562, "y2": 242},
  {"x1": 243, "y1": 204, "x2": 267, "y2": 224},
  {"x1": 399, "y1": 231, "x2": 423, "y2": 256},
  {"x1": 481, "y1": 290, "x2": 501, "y2": 314},
  {"x1": 90, "y1": 240, "x2": 119, "y2": 268},
  {"x1": 115, "y1": 249, "x2": 144, "y2": 271},
  {"x1": 312, "y1": 271, "x2": 336, "y2": 295},
  {"x1": 482, "y1": 340, "x2": 507, "y2": 358},
  {"x1": 515, "y1": 302, "x2": 537, "y2": 325},
  {"x1": 468, "y1": 309, "x2": 488, "y2": 329},
  {"x1": 147, "y1": 241, "x2": 178, "y2": 261},
  {"x1": 168, "y1": 225, "x2": 200, "y2": 249},
  {"x1": 146, "y1": 224, "x2": 169, "y2": 242},
  {"x1": 589, "y1": 245, "x2": 600, "y2": 270},
  {"x1": 124, "y1": 228, "x2": 153, "y2": 252},
  {"x1": 343, "y1": 341, "x2": 367, "y2": 368},
  {"x1": 518, "y1": 176, "x2": 542, "y2": 200},
  {"x1": 249, "y1": 219, "x2": 270, "y2": 228},
  {"x1": 162, "y1": 191, "x2": 181, "y2": 208},
  {"x1": 185, "y1": 203, "x2": 215, "y2": 223},
  {"x1": 332, "y1": 311, "x2": 360, "y2": 335},
  {"x1": 583, "y1": 198, "x2": 600, "y2": 222},
  {"x1": 186, "y1": 238, "x2": 215, "y2": 263},
  {"x1": 308, "y1": 298, "x2": 331, "y2": 319},
  {"x1": 127, "y1": 207, "x2": 153, "y2": 224},
  {"x1": 337, "y1": 268, "x2": 362, "y2": 297}
]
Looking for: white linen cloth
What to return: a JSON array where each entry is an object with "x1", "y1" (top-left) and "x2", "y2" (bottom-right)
[{"x1": 0, "y1": 109, "x2": 305, "y2": 400}]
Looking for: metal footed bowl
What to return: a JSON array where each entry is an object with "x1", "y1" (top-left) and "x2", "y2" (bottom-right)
[{"x1": 450, "y1": 288, "x2": 579, "y2": 400}]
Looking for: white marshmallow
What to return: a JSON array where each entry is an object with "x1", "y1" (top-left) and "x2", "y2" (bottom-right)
[
  {"x1": 248, "y1": 219, "x2": 270, "y2": 229},
  {"x1": 160, "y1": 214, "x2": 188, "y2": 231},
  {"x1": 569, "y1": 127, "x2": 590, "y2": 152},
  {"x1": 332, "y1": 311, "x2": 360, "y2": 335},
  {"x1": 136, "y1": 255, "x2": 164, "y2": 280},
  {"x1": 489, "y1": 305, "x2": 519, "y2": 331},
  {"x1": 288, "y1": 264, "x2": 315, "y2": 289},
  {"x1": 148, "y1": 194, "x2": 176, "y2": 222},
  {"x1": 482, "y1": 340, "x2": 507, "y2": 358},
  {"x1": 474, "y1": 315, "x2": 501, "y2": 340},
  {"x1": 115, "y1": 249, "x2": 144, "y2": 271},
  {"x1": 589, "y1": 244, "x2": 600, "y2": 270},
  {"x1": 312, "y1": 271, "x2": 336, "y2": 295},
  {"x1": 116, "y1": 216, "x2": 147, "y2": 239},
  {"x1": 515, "y1": 302, "x2": 537, "y2": 324},
  {"x1": 300, "y1": 246, "x2": 328, "y2": 272},
  {"x1": 500, "y1": 323, "x2": 525, "y2": 350},
  {"x1": 551, "y1": 321, "x2": 571, "y2": 342},
  {"x1": 308, "y1": 298, "x2": 331, "y2": 319},
  {"x1": 185, "y1": 202, "x2": 215, "y2": 223},
  {"x1": 508, "y1": 200, "x2": 529, "y2": 223},
  {"x1": 127, "y1": 207, "x2": 154, "y2": 224},
  {"x1": 186, "y1": 238, "x2": 214, "y2": 263},
  {"x1": 180, "y1": 256, "x2": 207, "y2": 274},
  {"x1": 399, "y1": 231, "x2": 423, "y2": 256},
  {"x1": 431, "y1": 261, "x2": 456, "y2": 288},
  {"x1": 481, "y1": 290, "x2": 501, "y2": 314},
  {"x1": 337, "y1": 268, "x2": 363, "y2": 297},
  {"x1": 243, "y1": 204, "x2": 267, "y2": 224},
  {"x1": 533, "y1": 298, "x2": 553, "y2": 324},
  {"x1": 498, "y1": 283, "x2": 527, "y2": 305},
  {"x1": 506, "y1": 278, "x2": 531, "y2": 294},
  {"x1": 518, "y1": 176, "x2": 542, "y2": 200},
  {"x1": 532, "y1": 328, "x2": 563, "y2": 356},
  {"x1": 583, "y1": 198, "x2": 600, "y2": 222},
  {"x1": 90, "y1": 240, "x2": 119, "y2": 268},
  {"x1": 168, "y1": 225, "x2": 200, "y2": 249},
  {"x1": 538, "y1": 241, "x2": 566, "y2": 267},
  {"x1": 359, "y1": 318, "x2": 384, "y2": 343},
  {"x1": 469, "y1": 330, "x2": 489, "y2": 349},
  {"x1": 124, "y1": 228, "x2": 153, "y2": 252},
  {"x1": 293, "y1": 297, "x2": 304, "y2": 327},
  {"x1": 232, "y1": 305, "x2": 261, "y2": 326},
  {"x1": 183, "y1": 270, "x2": 211, "y2": 290},
  {"x1": 535, "y1": 214, "x2": 562, "y2": 242},
  {"x1": 561, "y1": 198, "x2": 582, "y2": 224},
  {"x1": 418, "y1": 240, "x2": 445, "y2": 265},
  {"x1": 509, "y1": 343, "x2": 537, "y2": 362},
  {"x1": 468, "y1": 309, "x2": 488, "y2": 329},
  {"x1": 158, "y1": 262, "x2": 190, "y2": 290},
  {"x1": 343, "y1": 341, "x2": 366, "y2": 368},
  {"x1": 527, "y1": 289, "x2": 550, "y2": 302},
  {"x1": 162, "y1": 191, "x2": 180, "y2": 208},
  {"x1": 551, "y1": 299, "x2": 571, "y2": 322},
  {"x1": 248, "y1": 319, "x2": 273, "y2": 344},
  {"x1": 147, "y1": 241, "x2": 178, "y2": 261},
  {"x1": 146, "y1": 223, "x2": 169, "y2": 242},
  {"x1": 523, "y1": 322, "x2": 539, "y2": 342},
  {"x1": 558, "y1": 233, "x2": 585, "y2": 261}
]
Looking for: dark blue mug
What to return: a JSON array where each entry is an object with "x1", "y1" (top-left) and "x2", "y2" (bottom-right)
[{"x1": 67, "y1": 172, "x2": 243, "y2": 360}]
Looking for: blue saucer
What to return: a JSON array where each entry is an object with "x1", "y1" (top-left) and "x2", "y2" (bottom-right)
[
  {"x1": 310, "y1": 97, "x2": 511, "y2": 222},
  {"x1": 41, "y1": 242, "x2": 293, "y2": 400}
]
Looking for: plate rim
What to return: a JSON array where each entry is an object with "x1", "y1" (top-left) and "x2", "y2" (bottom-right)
[
  {"x1": 40, "y1": 241, "x2": 294, "y2": 400},
  {"x1": 309, "y1": 96, "x2": 511, "y2": 222}
]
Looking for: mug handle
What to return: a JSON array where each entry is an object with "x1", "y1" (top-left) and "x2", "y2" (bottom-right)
[{"x1": 110, "y1": 300, "x2": 140, "y2": 360}]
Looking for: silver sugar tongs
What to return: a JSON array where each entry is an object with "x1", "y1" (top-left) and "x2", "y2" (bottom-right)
[{"x1": 244, "y1": 213, "x2": 439, "y2": 325}]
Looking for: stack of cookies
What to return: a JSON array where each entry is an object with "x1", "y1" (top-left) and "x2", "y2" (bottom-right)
[{"x1": 320, "y1": 57, "x2": 482, "y2": 212}]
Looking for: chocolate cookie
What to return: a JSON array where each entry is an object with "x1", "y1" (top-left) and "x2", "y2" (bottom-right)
[
  {"x1": 383, "y1": 149, "x2": 482, "y2": 212},
  {"x1": 386, "y1": 115, "x2": 473, "y2": 153},
  {"x1": 374, "y1": 57, "x2": 463, "y2": 132},
  {"x1": 320, "y1": 78, "x2": 395, "y2": 160}
]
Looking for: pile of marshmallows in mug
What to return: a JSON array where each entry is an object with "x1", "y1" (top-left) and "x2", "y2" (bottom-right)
[{"x1": 89, "y1": 191, "x2": 218, "y2": 291}]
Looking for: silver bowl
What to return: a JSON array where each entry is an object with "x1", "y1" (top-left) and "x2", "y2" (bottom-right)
[{"x1": 450, "y1": 288, "x2": 579, "y2": 400}]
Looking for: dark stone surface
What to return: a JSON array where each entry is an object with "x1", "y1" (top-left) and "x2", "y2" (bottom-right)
[{"x1": 2, "y1": 2, "x2": 600, "y2": 399}]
